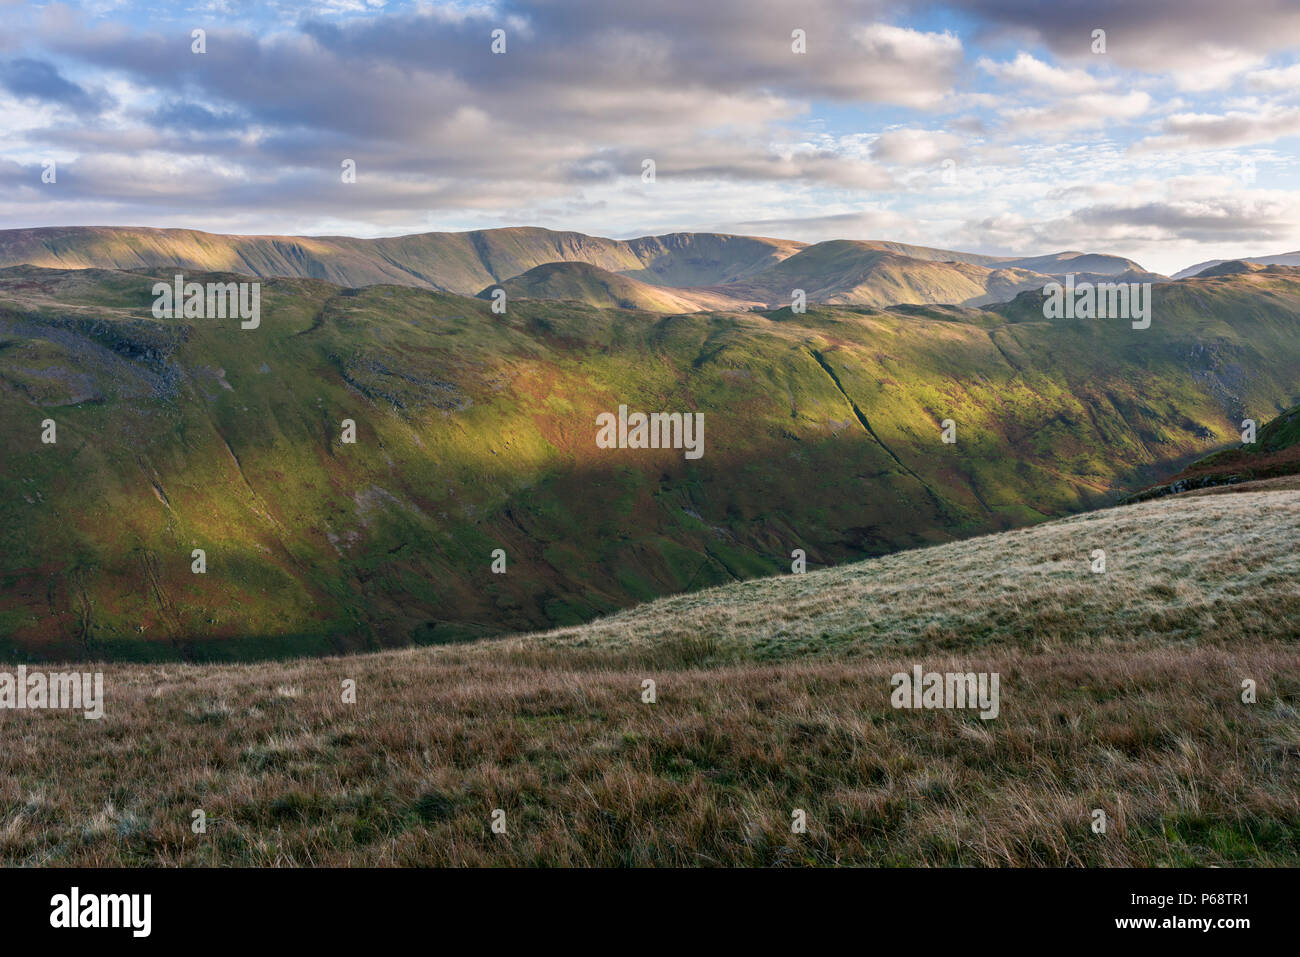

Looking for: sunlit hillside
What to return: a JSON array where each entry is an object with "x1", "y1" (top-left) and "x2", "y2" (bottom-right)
[{"x1": 4, "y1": 264, "x2": 1300, "y2": 659}]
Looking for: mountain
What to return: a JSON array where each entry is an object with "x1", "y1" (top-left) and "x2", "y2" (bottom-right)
[
  {"x1": 694, "y1": 242, "x2": 1053, "y2": 309},
  {"x1": 481, "y1": 261, "x2": 748, "y2": 312},
  {"x1": 487, "y1": 243, "x2": 1142, "y2": 313},
  {"x1": 3, "y1": 261, "x2": 1300, "y2": 660},
  {"x1": 1192, "y1": 259, "x2": 1300, "y2": 279},
  {"x1": 0, "y1": 226, "x2": 1158, "y2": 313},
  {"x1": 12, "y1": 480, "x2": 1300, "y2": 866},
  {"x1": 491, "y1": 244, "x2": 1075, "y2": 314},
  {"x1": 1173, "y1": 250, "x2": 1300, "y2": 279},
  {"x1": 998, "y1": 251, "x2": 1147, "y2": 275}
]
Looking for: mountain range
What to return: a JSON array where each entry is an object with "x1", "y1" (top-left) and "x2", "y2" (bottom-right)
[
  {"x1": 1172, "y1": 250, "x2": 1300, "y2": 279},
  {"x1": 3, "y1": 225, "x2": 1300, "y2": 660},
  {"x1": 0, "y1": 226, "x2": 1157, "y2": 312}
]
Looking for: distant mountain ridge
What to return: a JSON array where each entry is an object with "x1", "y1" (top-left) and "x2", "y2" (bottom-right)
[
  {"x1": 0, "y1": 225, "x2": 1159, "y2": 313},
  {"x1": 1173, "y1": 250, "x2": 1300, "y2": 279},
  {"x1": 0, "y1": 225, "x2": 806, "y2": 295}
]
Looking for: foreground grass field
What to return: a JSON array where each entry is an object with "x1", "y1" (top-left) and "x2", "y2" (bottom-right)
[{"x1": 3, "y1": 487, "x2": 1298, "y2": 866}]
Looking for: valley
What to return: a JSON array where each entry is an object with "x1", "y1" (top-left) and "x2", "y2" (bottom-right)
[{"x1": 1, "y1": 248, "x2": 1298, "y2": 659}]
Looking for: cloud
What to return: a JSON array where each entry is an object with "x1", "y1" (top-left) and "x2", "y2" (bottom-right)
[
  {"x1": 848, "y1": 24, "x2": 964, "y2": 107},
  {"x1": 1136, "y1": 105, "x2": 1300, "y2": 150},
  {"x1": 716, "y1": 208, "x2": 911, "y2": 242},
  {"x1": 978, "y1": 52, "x2": 1104, "y2": 95},
  {"x1": 950, "y1": 0, "x2": 1300, "y2": 88},
  {"x1": 870, "y1": 129, "x2": 964, "y2": 165},
  {"x1": 0, "y1": 57, "x2": 111, "y2": 116},
  {"x1": 1001, "y1": 91, "x2": 1151, "y2": 133},
  {"x1": 1247, "y1": 63, "x2": 1300, "y2": 92},
  {"x1": 0, "y1": 0, "x2": 1293, "y2": 280},
  {"x1": 1072, "y1": 194, "x2": 1300, "y2": 243},
  {"x1": 148, "y1": 101, "x2": 249, "y2": 134},
  {"x1": 9, "y1": 0, "x2": 943, "y2": 228}
]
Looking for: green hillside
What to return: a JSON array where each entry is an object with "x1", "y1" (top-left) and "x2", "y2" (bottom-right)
[
  {"x1": 1130, "y1": 401, "x2": 1300, "y2": 500},
  {"x1": 2, "y1": 263, "x2": 1300, "y2": 661}
]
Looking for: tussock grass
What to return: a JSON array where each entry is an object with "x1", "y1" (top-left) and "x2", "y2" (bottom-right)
[
  {"x1": 2, "y1": 646, "x2": 1297, "y2": 866},
  {"x1": 2, "y1": 488, "x2": 1297, "y2": 866}
]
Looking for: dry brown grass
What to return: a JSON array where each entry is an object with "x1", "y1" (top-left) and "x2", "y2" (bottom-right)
[
  {"x1": 2, "y1": 489, "x2": 1298, "y2": 866},
  {"x1": 2, "y1": 645, "x2": 1297, "y2": 866}
]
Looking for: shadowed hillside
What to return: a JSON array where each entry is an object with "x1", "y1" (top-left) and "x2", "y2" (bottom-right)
[
  {"x1": 1130, "y1": 401, "x2": 1300, "y2": 500},
  {"x1": 2, "y1": 263, "x2": 1299, "y2": 660}
]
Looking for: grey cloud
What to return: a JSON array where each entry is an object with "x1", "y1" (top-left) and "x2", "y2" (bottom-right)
[
  {"x1": 945, "y1": 0, "x2": 1300, "y2": 78},
  {"x1": 1136, "y1": 106, "x2": 1300, "y2": 150},
  {"x1": 0, "y1": 57, "x2": 112, "y2": 115},
  {"x1": 148, "y1": 101, "x2": 249, "y2": 134},
  {"x1": 31, "y1": 4, "x2": 918, "y2": 199},
  {"x1": 1074, "y1": 199, "x2": 1299, "y2": 242},
  {"x1": 715, "y1": 209, "x2": 909, "y2": 242}
]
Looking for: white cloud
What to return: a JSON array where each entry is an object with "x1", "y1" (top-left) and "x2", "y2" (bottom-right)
[
  {"x1": 1246, "y1": 63, "x2": 1300, "y2": 92},
  {"x1": 1137, "y1": 105, "x2": 1300, "y2": 150},
  {"x1": 1002, "y1": 92, "x2": 1151, "y2": 134},
  {"x1": 978, "y1": 52, "x2": 1105, "y2": 95},
  {"x1": 848, "y1": 24, "x2": 964, "y2": 108},
  {"x1": 870, "y1": 129, "x2": 965, "y2": 165}
]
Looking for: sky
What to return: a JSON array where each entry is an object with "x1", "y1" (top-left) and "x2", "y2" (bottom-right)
[{"x1": 2, "y1": 0, "x2": 1299, "y2": 275}]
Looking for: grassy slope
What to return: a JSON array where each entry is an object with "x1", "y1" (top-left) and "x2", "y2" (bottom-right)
[
  {"x1": 522, "y1": 485, "x2": 1300, "y2": 659},
  {"x1": 483, "y1": 261, "x2": 749, "y2": 312},
  {"x1": 3, "y1": 264, "x2": 1300, "y2": 660},
  {"x1": 4, "y1": 487, "x2": 1297, "y2": 866}
]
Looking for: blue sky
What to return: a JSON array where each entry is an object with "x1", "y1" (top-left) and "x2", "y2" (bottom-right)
[{"x1": 2, "y1": 0, "x2": 1299, "y2": 274}]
